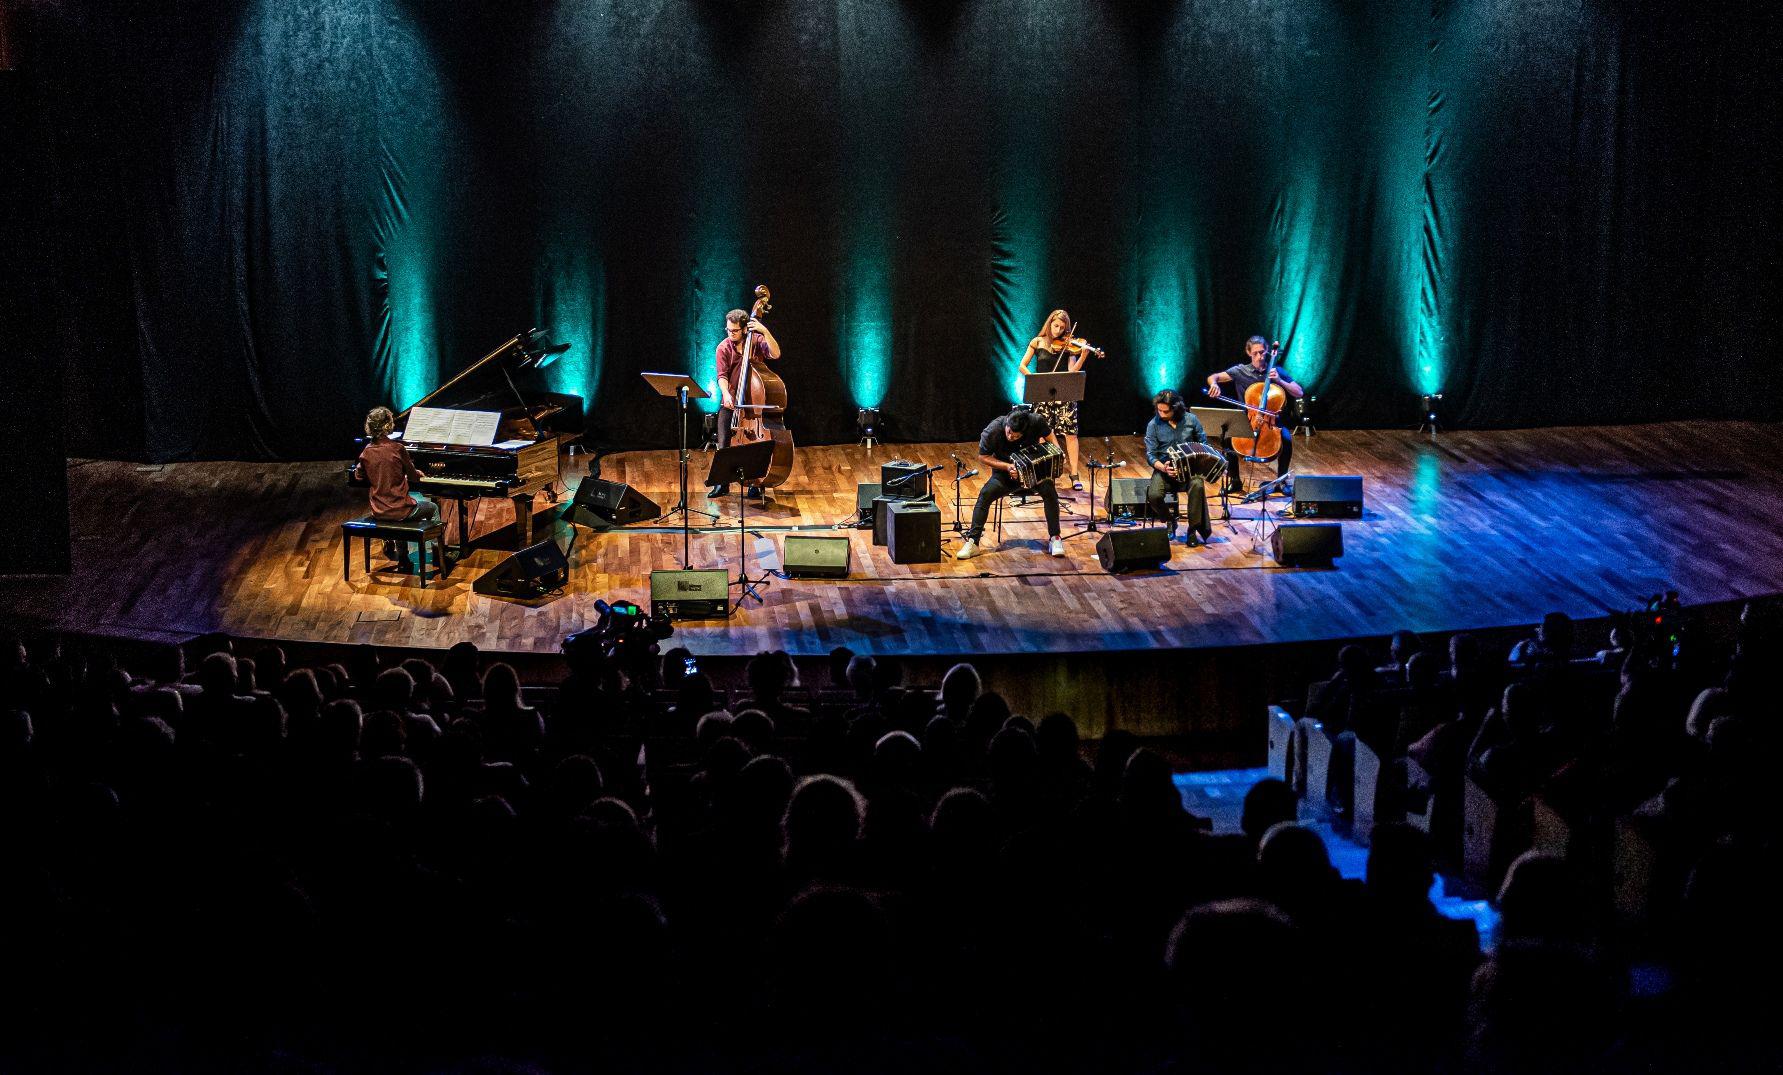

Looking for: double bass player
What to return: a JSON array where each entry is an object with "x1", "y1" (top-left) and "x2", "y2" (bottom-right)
[{"x1": 708, "y1": 307, "x2": 784, "y2": 498}]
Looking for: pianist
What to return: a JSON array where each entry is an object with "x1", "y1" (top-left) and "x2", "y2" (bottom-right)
[{"x1": 354, "y1": 407, "x2": 441, "y2": 535}]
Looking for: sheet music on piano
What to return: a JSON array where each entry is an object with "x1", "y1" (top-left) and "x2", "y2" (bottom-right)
[{"x1": 404, "y1": 406, "x2": 502, "y2": 447}]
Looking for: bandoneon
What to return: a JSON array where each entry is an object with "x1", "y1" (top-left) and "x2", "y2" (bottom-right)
[
  {"x1": 1163, "y1": 441, "x2": 1226, "y2": 485},
  {"x1": 1010, "y1": 442, "x2": 1065, "y2": 489}
]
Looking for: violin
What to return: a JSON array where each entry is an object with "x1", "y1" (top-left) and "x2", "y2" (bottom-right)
[{"x1": 1042, "y1": 336, "x2": 1107, "y2": 360}]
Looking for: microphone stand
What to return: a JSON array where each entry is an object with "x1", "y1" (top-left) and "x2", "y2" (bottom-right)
[
  {"x1": 1064, "y1": 436, "x2": 1121, "y2": 539},
  {"x1": 948, "y1": 454, "x2": 979, "y2": 533}
]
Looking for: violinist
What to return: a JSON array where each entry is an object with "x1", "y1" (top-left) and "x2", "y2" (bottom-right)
[
  {"x1": 709, "y1": 308, "x2": 783, "y2": 497},
  {"x1": 1018, "y1": 308, "x2": 1103, "y2": 493},
  {"x1": 1206, "y1": 335, "x2": 1302, "y2": 487}
]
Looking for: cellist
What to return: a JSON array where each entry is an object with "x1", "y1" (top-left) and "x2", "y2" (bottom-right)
[
  {"x1": 709, "y1": 308, "x2": 784, "y2": 498},
  {"x1": 1206, "y1": 335, "x2": 1303, "y2": 490}
]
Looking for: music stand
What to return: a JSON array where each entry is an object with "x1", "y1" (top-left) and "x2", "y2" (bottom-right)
[
  {"x1": 1195, "y1": 403, "x2": 1283, "y2": 549},
  {"x1": 641, "y1": 372, "x2": 716, "y2": 569},
  {"x1": 705, "y1": 440, "x2": 777, "y2": 610},
  {"x1": 1023, "y1": 371, "x2": 1086, "y2": 408},
  {"x1": 1020, "y1": 373, "x2": 1094, "y2": 536}
]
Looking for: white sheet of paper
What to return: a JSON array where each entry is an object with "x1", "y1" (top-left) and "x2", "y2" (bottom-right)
[{"x1": 405, "y1": 406, "x2": 501, "y2": 447}]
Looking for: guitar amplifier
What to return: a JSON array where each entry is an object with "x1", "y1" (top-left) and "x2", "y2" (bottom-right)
[
  {"x1": 649, "y1": 569, "x2": 731, "y2": 620},
  {"x1": 1108, "y1": 477, "x2": 1153, "y2": 521},
  {"x1": 880, "y1": 459, "x2": 931, "y2": 500},
  {"x1": 888, "y1": 500, "x2": 942, "y2": 564},
  {"x1": 1291, "y1": 475, "x2": 1364, "y2": 519}
]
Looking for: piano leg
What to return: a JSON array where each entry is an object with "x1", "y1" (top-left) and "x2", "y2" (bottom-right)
[
  {"x1": 452, "y1": 497, "x2": 471, "y2": 562},
  {"x1": 512, "y1": 492, "x2": 536, "y2": 548}
]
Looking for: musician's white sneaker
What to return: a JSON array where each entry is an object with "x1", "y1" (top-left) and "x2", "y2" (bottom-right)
[
  {"x1": 1049, "y1": 538, "x2": 1066, "y2": 557},
  {"x1": 955, "y1": 539, "x2": 980, "y2": 560}
]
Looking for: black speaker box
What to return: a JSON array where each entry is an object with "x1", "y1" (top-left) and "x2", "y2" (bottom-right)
[
  {"x1": 880, "y1": 459, "x2": 931, "y2": 500},
  {"x1": 872, "y1": 495, "x2": 897, "y2": 546},
  {"x1": 650, "y1": 569, "x2": 731, "y2": 619},
  {"x1": 783, "y1": 534, "x2": 852, "y2": 578},
  {"x1": 472, "y1": 538, "x2": 570, "y2": 599},
  {"x1": 1291, "y1": 474, "x2": 1364, "y2": 519},
  {"x1": 1096, "y1": 527, "x2": 1171, "y2": 573},
  {"x1": 888, "y1": 500, "x2": 942, "y2": 564},
  {"x1": 1271, "y1": 522, "x2": 1344, "y2": 566},
  {"x1": 854, "y1": 482, "x2": 882, "y2": 529},
  {"x1": 564, "y1": 478, "x2": 660, "y2": 530}
]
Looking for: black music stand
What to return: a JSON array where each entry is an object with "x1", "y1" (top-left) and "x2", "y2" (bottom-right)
[
  {"x1": 642, "y1": 371, "x2": 716, "y2": 569},
  {"x1": 1023, "y1": 371, "x2": 1086, "y2": 408},
  {"x1": 705, "y1": 440, "x2": 777, "y2": 610},
  {"x1": 1023, "y1": 373, "x2": 1094, "y2": 536},
  {"x1": 1193, "y1": 404, "x2": 1252, "y2": 530}
]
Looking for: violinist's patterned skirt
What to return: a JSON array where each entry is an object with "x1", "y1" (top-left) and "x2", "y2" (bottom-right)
[{"x1": 1034, "y1": 399, "x2": 1079, "y2": 437}]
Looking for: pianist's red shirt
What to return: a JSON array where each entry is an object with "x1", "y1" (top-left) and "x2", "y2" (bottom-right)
[{"x1": 356, "y1": 438, "x2": 424, "y2": 520}]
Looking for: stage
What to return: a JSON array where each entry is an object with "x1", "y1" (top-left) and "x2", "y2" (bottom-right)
[{"x1": 11, "y1": 421, "x2": 1782, "y2": 659}]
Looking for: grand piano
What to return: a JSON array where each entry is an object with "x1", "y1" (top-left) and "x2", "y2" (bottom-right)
[{"x1": 352, "y1": 329, "x2": 582, "y2": 559}]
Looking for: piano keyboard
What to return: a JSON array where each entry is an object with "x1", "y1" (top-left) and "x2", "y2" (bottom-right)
[{"x1": 421, "y1": 475, "x2": 514, "y2": 491}]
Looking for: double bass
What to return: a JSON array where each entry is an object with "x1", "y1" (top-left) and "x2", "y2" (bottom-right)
[{"x1": 729, "y1": 284, "x2": 794, "y2": 489}]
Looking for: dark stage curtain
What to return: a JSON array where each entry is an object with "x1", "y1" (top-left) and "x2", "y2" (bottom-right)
[{"x1": 11, "y1": 0, "x2": 1779, "y2": 462}]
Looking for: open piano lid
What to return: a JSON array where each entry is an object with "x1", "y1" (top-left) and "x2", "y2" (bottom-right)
[{"x1": 394, "y1": 329, "x2": 580, "y2": 442}]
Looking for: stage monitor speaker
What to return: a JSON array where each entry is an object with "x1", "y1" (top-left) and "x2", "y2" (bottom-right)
[
  {"x1": 854, "y1": 482, "x2": 882, "y2": 530},
  {"x1": 1271, "y1": 522, "x2": 1344, "y2": 566},
  {"x1": 888, "y1": 500, "x2": 943, "y2": 564},
  {"x1": 1096, "y1": 527, "x2": 1171, "y2": 573},
  {"x1": 1292, "y1": 474, "x2": 1364, "y2": 519},
  {"x1": 783, "y1": 534, "x2": 852, "y2": 579},
  {"x1": 649, "y1": 569, "x2": 731, "y2": 620},
  {"x1": 880, "y1": 459, "x2": 931, "y2": 500},
  {"x1": 564, "y1": 478, "x2": 660, "y2": 530},
  {"x1": 1108, "y1": 477, "x2": 1152, "y2": 521},
  {"x1": 472, "y1": 538, "x2": 570, "y2": 599}
]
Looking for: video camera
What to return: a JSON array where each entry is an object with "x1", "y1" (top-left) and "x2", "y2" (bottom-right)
[
  {"x1": 1642, "y1": 590, "x2": 1684, "y2": 657},
  {"x1": 562, "y1": 598, "x2": 674, "y2": 673}
]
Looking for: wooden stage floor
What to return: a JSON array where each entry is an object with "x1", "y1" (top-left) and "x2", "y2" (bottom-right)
[{"x1": 10, "y1": 421, "x2": 1783, "y2": 658}]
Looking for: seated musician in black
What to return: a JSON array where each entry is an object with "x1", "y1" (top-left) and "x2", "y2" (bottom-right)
[
  {"x1": 956, "y1": 408, "x2": 1064, "y2": 560},
  {"x1": 1143, "y1": 390, "x2": 1212, "y2": 546},
  {"x1": 354, "y1": 407, "x2": 440, "y2": 557},
  {"x1": 1206, "y1": 335, "x2": 1303, "y2": 489}
]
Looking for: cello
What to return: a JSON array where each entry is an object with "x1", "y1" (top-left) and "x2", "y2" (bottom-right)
[
  {"x1": 1219, "y1": 341, "x2": 1288, "y2": 462},
  {"x1": 729, "y1": 284, "x2": 794, "y2": 490}
]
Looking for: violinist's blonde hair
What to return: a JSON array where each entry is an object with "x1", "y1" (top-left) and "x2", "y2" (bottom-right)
[{"x1": 1034, "y1": 308, "x2": 1071, "y2": 342}]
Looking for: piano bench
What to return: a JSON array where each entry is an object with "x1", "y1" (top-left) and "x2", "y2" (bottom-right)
[{"x1": 341, "y1": 516, "x2": 449, "y2": 588}]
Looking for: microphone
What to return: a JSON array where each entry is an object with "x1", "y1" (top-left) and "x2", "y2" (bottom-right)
[{"x1": 961, "y1": 469, "x2": 980, "y2": 479}]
